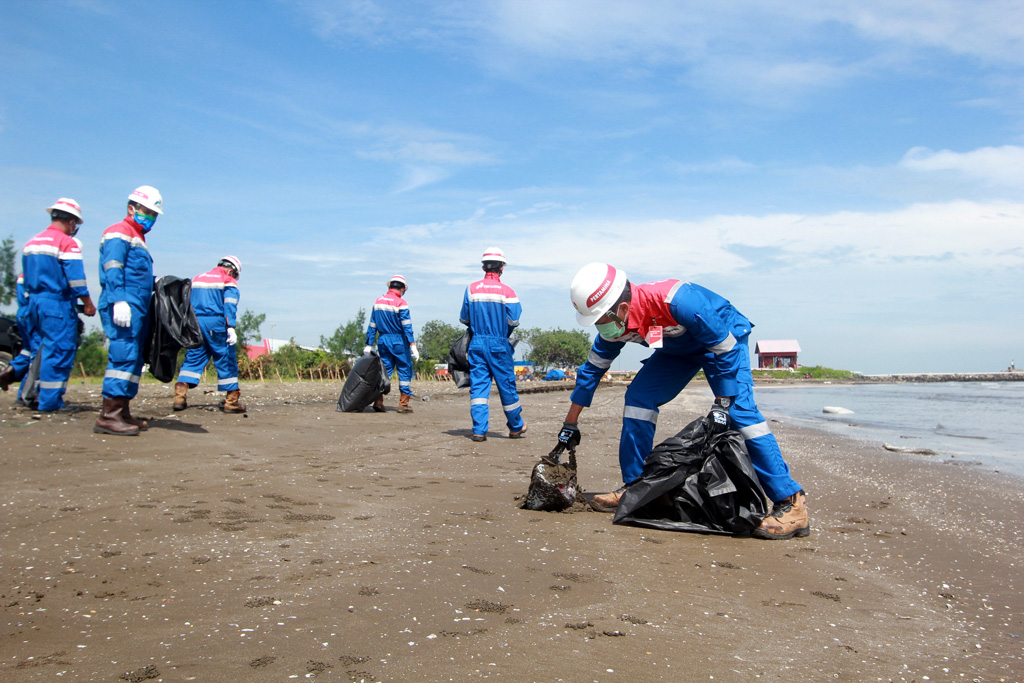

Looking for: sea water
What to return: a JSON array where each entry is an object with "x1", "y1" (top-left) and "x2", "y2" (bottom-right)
[{"x1": 754, "y1": 381, "x2": 1024, "y2": 477}]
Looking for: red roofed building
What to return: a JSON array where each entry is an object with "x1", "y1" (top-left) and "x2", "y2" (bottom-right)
[{"x1": 755, "y1": 340, "x2": 801, "y2": 369}]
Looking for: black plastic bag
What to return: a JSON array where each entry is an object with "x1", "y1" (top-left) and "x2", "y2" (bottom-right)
[
  {"x1": 446, "y1": 331, "x2": 471, "y2": 389},
  {"x1": 613, "y1": 415, "x2": 769, "y2": 535},
  {"x1": 523, "y1": 446, "x2": 581, "y2": 512},
  {"x1": 145, "y1": 276, "x2": 204, "y2": 383},
  {"x1": 337, "y1": 352, "x2": 391, "y2": 412}
]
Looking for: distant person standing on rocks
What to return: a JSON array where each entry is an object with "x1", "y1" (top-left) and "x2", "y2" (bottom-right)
[
  {"x1": 555, "y1": 262, "x2": 808, "y2": 540},
  {"x1": 93, "y1": 186, "x2": 163, "y2": 436},
  {"x1": 363, "y1": 275, "x2": 419, "y2": 414},
  {"x1": 0, "y1": 199, "x2": 96, "y2": 412},
  {"x1": 174, "y1": 256, "x2": 246, "y2": 414},
  {"x1": 459, "y1": 247, "x2": 526, "y2": 442}
]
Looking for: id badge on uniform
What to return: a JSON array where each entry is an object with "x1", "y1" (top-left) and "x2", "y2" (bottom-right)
[{"x1": 646, "y1": 326, "x2": 663, "y2": 348}]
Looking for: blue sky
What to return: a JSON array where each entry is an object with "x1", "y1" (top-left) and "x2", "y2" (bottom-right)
[{"x1": 2, "y1": 0, "x2": 1022, "y2": 373}]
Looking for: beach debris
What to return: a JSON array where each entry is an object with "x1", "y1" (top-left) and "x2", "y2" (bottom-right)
[
  {"x1": 883, "y1": 443, "x2": 937, "y2": 455},
  {"x1": 823, "y1": 406, "x2": 854, "y2": 414},
  {"x1": 522, "y1": 445, "x2": 585, "y2": 512}
]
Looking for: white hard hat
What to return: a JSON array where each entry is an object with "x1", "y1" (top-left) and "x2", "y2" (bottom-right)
[
  {"x1": 570, "y1": 262, "x2": 629, "y2": 326},
  {"x1": 46, "y1": 198, "x2": 84, "y2": 224},
  {"x1": 481, "y1": 246, "x2": 506, "y2": 264},
  {"x1": 219, "y1": 255, "x2": 242, "y2": 275},
  {"x1": 128, "y1": 185, "x2": 163, "y2": 214},
  {"x1": 388, "y1": 274, "x2": 407, "y2": 289}
]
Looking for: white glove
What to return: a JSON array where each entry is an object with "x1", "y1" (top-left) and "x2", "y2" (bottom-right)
[
  {"x1": 363, "y1": 345, "x2": 373, "y2": 356},
  {"x1": 410, "y1": 343, "x2": 420, "y2": 361},
  {"x1": 226, "y1": 327, "x2": 237, "y2": 345},
  {"x1": 112, "y1": 301, "x2": 132, "y2": 327}
]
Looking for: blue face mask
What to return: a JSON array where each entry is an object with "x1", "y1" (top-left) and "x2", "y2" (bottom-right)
[{"x1": 134, "y1": 212, "x2": 156, "y2": 232}]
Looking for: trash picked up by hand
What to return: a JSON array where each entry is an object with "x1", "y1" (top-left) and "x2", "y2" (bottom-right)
[{"x1": 522, "y1": 445, "x2": 585, "y2": 512}]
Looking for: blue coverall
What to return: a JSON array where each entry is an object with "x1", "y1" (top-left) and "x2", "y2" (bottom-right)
[
  {"x1": 176, "y1": 266, "x2": 240, "y2": 391},
  {"x1": 9, "y1": 275, "x2": 37, "y2": 399},
  {"x1": 365, "y1": 287, "x2": 415, "y2": 395},
  {"x1": 98, "y1": 218, "x2": 153, "y2": 399},
  {"x1": 571, "y1": 279, "x2": 802, "y2": 503},
  {"x1": 21, "y1": 226, "x2": 90, "y2": 411},
  {"x1": 459, "y1": 272, "x2": 524, "y2": 436}
]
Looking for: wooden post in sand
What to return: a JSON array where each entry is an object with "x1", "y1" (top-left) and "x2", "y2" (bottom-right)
[{"x1": 79, "y1": 362, "x2": 87, "y2": 380}]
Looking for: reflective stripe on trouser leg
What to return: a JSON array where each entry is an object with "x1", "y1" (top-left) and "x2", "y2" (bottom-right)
[
  {"x1": 30, "y1": 300, "x2": 77, "y2": 412},
  {"x1": 486, "y1": 337, "x2": 523, "y2": 431},
  {"x1": 727, "y1": 377, "x2": 801, "y2": 502},
  {"x1": 380, "y1": 336, "x2": 414, "y2": 395},
  {"x1": 617, "y1": 351, "x2": 702, "y2": 484},
  {"x1": 101, "y1": 301, "x2": 149, "y2": 399}
]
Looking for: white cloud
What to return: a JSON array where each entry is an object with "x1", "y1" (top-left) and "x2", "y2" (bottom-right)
[{"x1": 900, "y1": 145, "x2": 1024, "y2": 187}]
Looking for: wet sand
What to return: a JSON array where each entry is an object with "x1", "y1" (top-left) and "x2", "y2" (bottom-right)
[{"x1": 1, "y1": 379, "x2": 1022, "y2": 682}]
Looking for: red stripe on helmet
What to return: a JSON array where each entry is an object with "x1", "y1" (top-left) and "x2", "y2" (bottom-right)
[{"x1": 586, "y1": 264, "x2": 616, "y2": 308}]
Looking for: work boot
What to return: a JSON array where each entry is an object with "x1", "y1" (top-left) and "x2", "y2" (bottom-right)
[
  {"x1": 372, "y1": 394, "x2": 386, "y2": 413},
  {"x1": 589, "y1": 486, "x2": 627, "y2": 513},
  {"x1": 0, "y1": 364, "x2": 15, "y2": 391},
  {"x1": 123, "y1": 400, "x2": 149, "y2": 431},
  {"x1": 753, "y1": 491, "x2": 810, "y2": 540},
  {"x1": 397, "y1": 393, "x2": 413, "y2": 414},
  {"x1": 509, "y1": 424, "x2": 528, "y2": 439},
  {"x1": 470, "y1": 434, "x2": 487, "y2": 442},
  {"x1": 173, "y1": 382, "x2": 189, "y2": 411},
  {"x1": 93, "y1": 397, "x2": 140, "y2": 436},
  {"x1": 222, "y1": 390, "x2": 246, "y2": 413}
]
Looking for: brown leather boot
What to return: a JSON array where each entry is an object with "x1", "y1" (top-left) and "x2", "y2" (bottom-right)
[
  {"x1": 173, "y1": 382, "x2": 189, "y2": 411},
  {"x1": 397, "y1": 392, "x2": 413, "y2": 413},
  {"x1": 222, "y1": 389, "x2": 246, "y2": 413},
  {"x1": 122, "y1": 400, "x2": 149, "y2": 431},
  {"x1": 372, "y1": 394, "x2": 386, "y2": 413},
  {"x1": 0, "y1": 364, "x2": 16, "y2": 391},
  {"x1": 93, "y1": 397, "x2": 141, "y2": 436},
  {"x1": 753, "y1": 491, "x2": 810, "y2": 540}
]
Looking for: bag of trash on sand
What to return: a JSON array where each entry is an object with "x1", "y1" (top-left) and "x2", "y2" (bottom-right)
[
  {"x1": 613, "y1": 415, "x2": 769, "y2": 534},
  {"x1": 522, "y1": 445, "x2": 585, "y2": 512},
  {"x1": 446, "y1": 331, "x2": 471, "y2": 389},
  {"x1": 337, "y1": 352, "x2": 391, "y2": 412}
]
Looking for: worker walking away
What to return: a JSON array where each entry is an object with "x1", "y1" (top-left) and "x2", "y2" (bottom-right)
[
  {"x1": 174, "y1": 256, "x2": 246, "y2": 413},
  {"x1": 363, "y1": 275, "x2": 419, "y2": 413},
  {"x1": 459, "y1": 247, "x2": 526, "y2": 442},
  {"x1": 557, "y1": 262, "x2": 809, "y2": 540},
  {"x1": 0, "y1": 199, "x2": 96, "y2": 411},
  {"x1": 94, "y1": 186, "x2": 162, "y2": 436}
]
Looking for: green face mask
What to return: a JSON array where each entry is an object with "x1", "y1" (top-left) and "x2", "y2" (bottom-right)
[{"x1": 596, "y1": 320, "x2": 626, "y2": 340}]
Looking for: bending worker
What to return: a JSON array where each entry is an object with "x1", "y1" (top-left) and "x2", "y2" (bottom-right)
[
  {"x1": 558, "y1": 262, "x2": 808, "y2": 540},
  {"x1": 0, "y1": 274, "x2": 37, "y2": 405},
  {"x1": 174, "y1": 256, "x2": 246, "y2": 413},
  {"x1": 94, "y1": 186, "x2": 162, "y2": 436},
  {"x1": 459, "y1": 247, "x2": 526, "y2": 442},
  {"x1": 0, "y1": 199, "x2": 96, "y2": 411},
  {"x1": 363, "y1": 275, "x2": 419, "y2": 413}
]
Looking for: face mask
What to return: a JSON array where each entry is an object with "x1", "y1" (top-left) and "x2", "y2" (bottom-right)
[
  {"x1": 133, "y1": 212, "x2": 156, "y2": 232},
  {"x1": 596, "y1": 320, "x2": 626, "y2": 340}
]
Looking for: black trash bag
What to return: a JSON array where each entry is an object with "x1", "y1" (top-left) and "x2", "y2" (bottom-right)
[
  {"x1": 145, "y1": 276, "x2": 204, "y2": 383},
  {"x1": 523, "y1": 445, "x2": 583, "y2": 512},
  {"x1": 337, "y1": 352, "x2": 391, "y2": 412},
  {"x1": 613, "y1": 415, "x2": 770, "y2": 535},
  {"x1": 446, "y1": 331, "x2": 471, "y2": 389}
]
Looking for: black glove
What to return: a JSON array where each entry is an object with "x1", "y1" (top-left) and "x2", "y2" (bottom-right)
[
  {"x1": 707, "y1": 397, "x2": 732, "y2": 436},
  {"x1": 557, "y1": 421, "x2": 581, "y2": 450}
]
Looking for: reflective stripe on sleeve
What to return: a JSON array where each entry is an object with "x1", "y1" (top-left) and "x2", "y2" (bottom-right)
[
  {"x1": 224, "y1": 297, "x2": 238, "y2": 304},
  {"x1": 103, "y1": 260, "x2": 124, "y2": 271},
  {"x1": 739, "y1": 422, "x2": 772, "y2": 440},
  {"x1": 587, "y1": 350, "x2": 612, "y2": 369},
  {"x1": 623, "y1": 405, "x2": 658, "y2": 424},
  {"x1": 708, "y1": 332, "x2": 737, "y2": 355},
  {"x1": 68, "y1": 279, "x2": 87, "y2": 288}
]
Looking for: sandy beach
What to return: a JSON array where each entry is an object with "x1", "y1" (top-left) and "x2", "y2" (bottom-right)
[{"x1": 1, "y1": 378, "x2": 1021, "y2": 682}]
